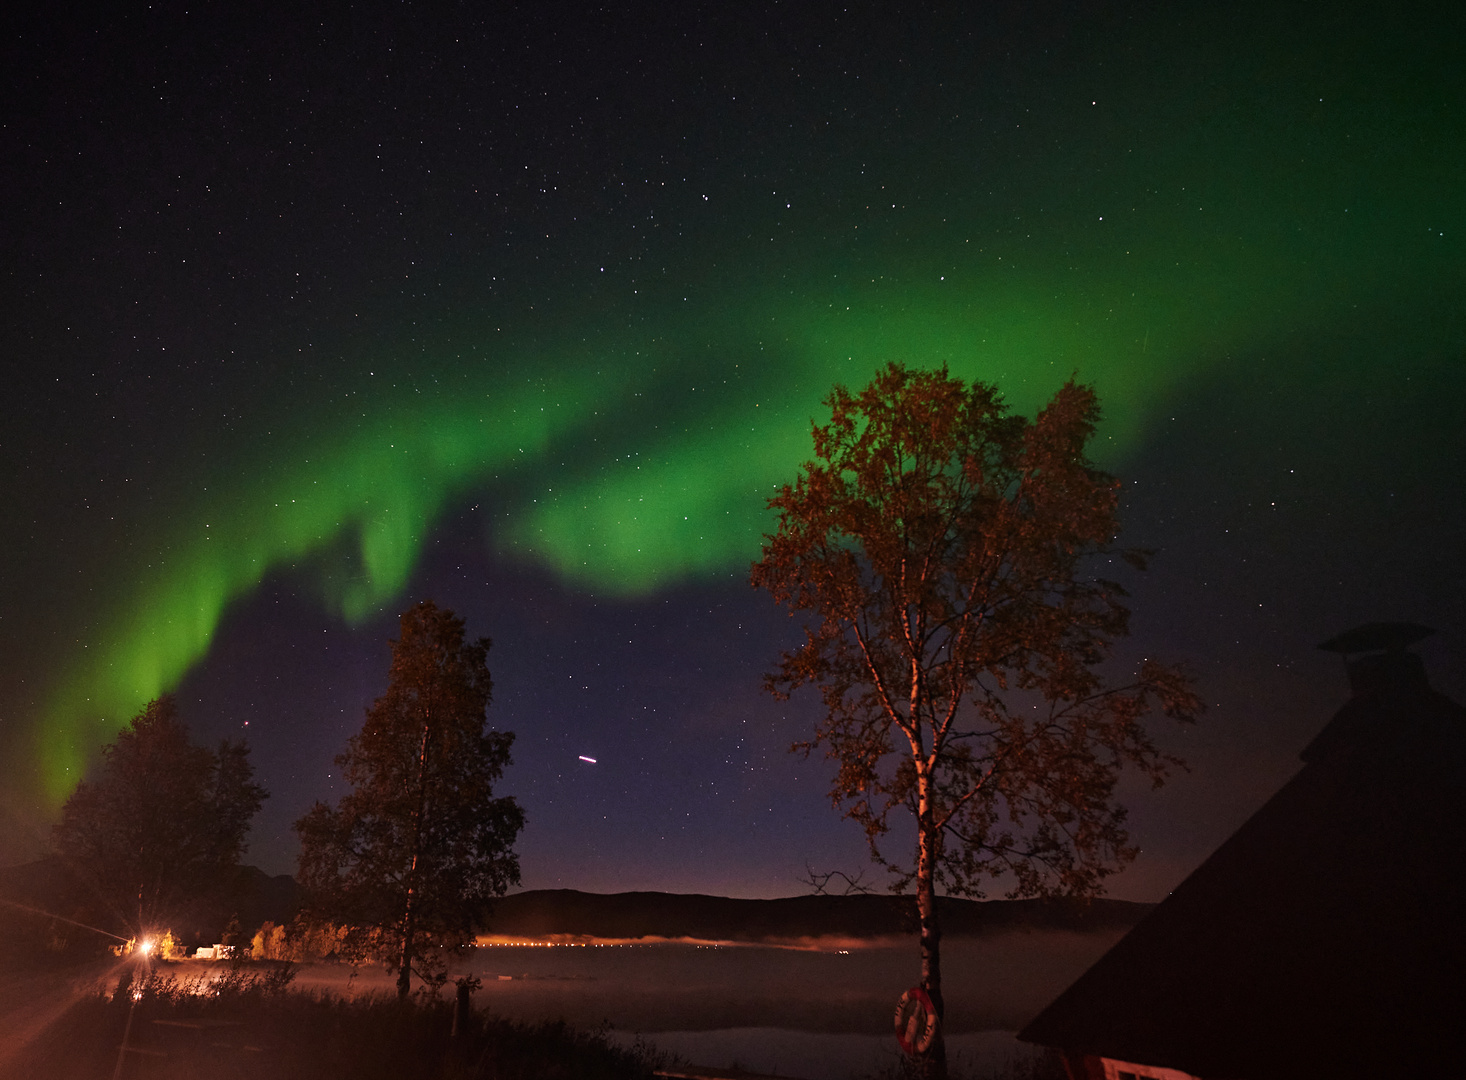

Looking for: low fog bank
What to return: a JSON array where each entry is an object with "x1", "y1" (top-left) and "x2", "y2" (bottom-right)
[{"x1": 292, "y1": 928, "x2": 1127, "y2": 1034}]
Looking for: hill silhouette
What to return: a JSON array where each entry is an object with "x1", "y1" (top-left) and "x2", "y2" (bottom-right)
[
  {"x1": 2, "y1": 860, "x2": 1151, "y2": 954},
  {"x1": 485, "y1": 889, "x2": 1152, "y2": 943}
]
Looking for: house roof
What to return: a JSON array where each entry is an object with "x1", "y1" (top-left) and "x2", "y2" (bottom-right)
[{"x1": 1018, "y1": 644, "x2": 1466, "y2": 1079}]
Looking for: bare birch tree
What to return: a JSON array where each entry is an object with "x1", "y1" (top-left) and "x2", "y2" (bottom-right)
[{"x1": 751, "y1": 364, "x2": 1201, "y2": 1078}]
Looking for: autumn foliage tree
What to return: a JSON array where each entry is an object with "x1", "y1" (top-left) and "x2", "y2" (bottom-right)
[
  {"x1": 53, "y1": 695, "x2": 267, "y2": 938},
  {"x1": 295, "y1": 600, "x2": 524, "y2": 999},
  {"x1": 751, "y1": 364, "x2": 1201, "y2": 1078}
]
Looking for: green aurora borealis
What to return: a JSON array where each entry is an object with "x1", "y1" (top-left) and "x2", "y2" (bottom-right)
[
  {"x1": 6, "y1": 0, "x2": 1464, "y2": 857},
  {"x1": 34, "y1": 223, "x2": 1456, "y2": 799}
]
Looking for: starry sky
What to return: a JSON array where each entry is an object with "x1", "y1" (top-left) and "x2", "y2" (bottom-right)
[{"x1": 2, "y1": 0, "x2": 1462, "y2": 900}]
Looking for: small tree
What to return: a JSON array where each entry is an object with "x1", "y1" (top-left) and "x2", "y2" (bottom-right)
[
  {"x1": 52, "y1": 695, "x2": 267, "y2": 938},
  {"x1": 251, "y1": 921, "x2": 290, "y2": 961},
  {"x1": 751, "y1": 364, "x2": 1201, "y2": 1078},
  {"x1": 295, "y1": 600, "x2": 524, "y2": 999}
]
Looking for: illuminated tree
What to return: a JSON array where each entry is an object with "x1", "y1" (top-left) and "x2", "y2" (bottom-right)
[
  {"x1": 751, "y1": 364, "x2": 1201, "y2": 1078},
  {"x1": 295, "y1": 600, "x2": 524, "y2": 999},
  {"x1": 52, "y1": 695, "x2": 267, "y2": 936}
]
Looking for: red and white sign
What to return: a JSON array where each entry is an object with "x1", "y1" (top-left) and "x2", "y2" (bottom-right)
[{"x1": 894, "y1": 986, "x2": 939, "y2": 1055}]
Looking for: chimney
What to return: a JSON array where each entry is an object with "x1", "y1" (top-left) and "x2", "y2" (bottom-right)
[{"x1": 1317, "y1": 622, "x2": 1434, "y2": 697}]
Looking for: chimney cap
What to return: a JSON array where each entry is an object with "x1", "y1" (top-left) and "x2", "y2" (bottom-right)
[{"x1": 1318, "y1": 622, "x2": 1435, "y2": 655}]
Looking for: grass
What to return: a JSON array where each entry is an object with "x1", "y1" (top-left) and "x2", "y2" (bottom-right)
[{"x1": 6, "y1": 964, "x2": 674, "y2": 1080}]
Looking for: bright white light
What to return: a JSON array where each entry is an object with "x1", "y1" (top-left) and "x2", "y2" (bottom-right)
[
  {"x1": 138, "y1": 938, "x2": 154, "y2": 957},
  {"x1": 578, "y1": 755, "x2": 597, "y2": 764}
]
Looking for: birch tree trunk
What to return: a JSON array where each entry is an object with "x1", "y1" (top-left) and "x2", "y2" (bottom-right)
[{"x1": 917, "y1": 768, "x2": 948, "y2": 1080}]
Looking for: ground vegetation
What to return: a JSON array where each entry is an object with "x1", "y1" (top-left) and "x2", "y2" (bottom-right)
[{"x1": 9, "y1": 968, "x2": 666, "y2": 1080}]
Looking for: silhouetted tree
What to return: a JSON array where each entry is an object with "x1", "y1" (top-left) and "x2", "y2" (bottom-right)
[
  {"x1": 751, "y1": 364, "x2": 1201, "y2": 1078},
  {"x1": 295, "y1": 600, "x2": 524, "y2": 999},
  {"x1": 53, "y1": 695, "x2": 267, "y2": 937}
]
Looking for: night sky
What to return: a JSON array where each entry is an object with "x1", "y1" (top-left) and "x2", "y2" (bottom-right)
[{"x1": 3, "y1": 1, "x2": 1462, "y2": 901}]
